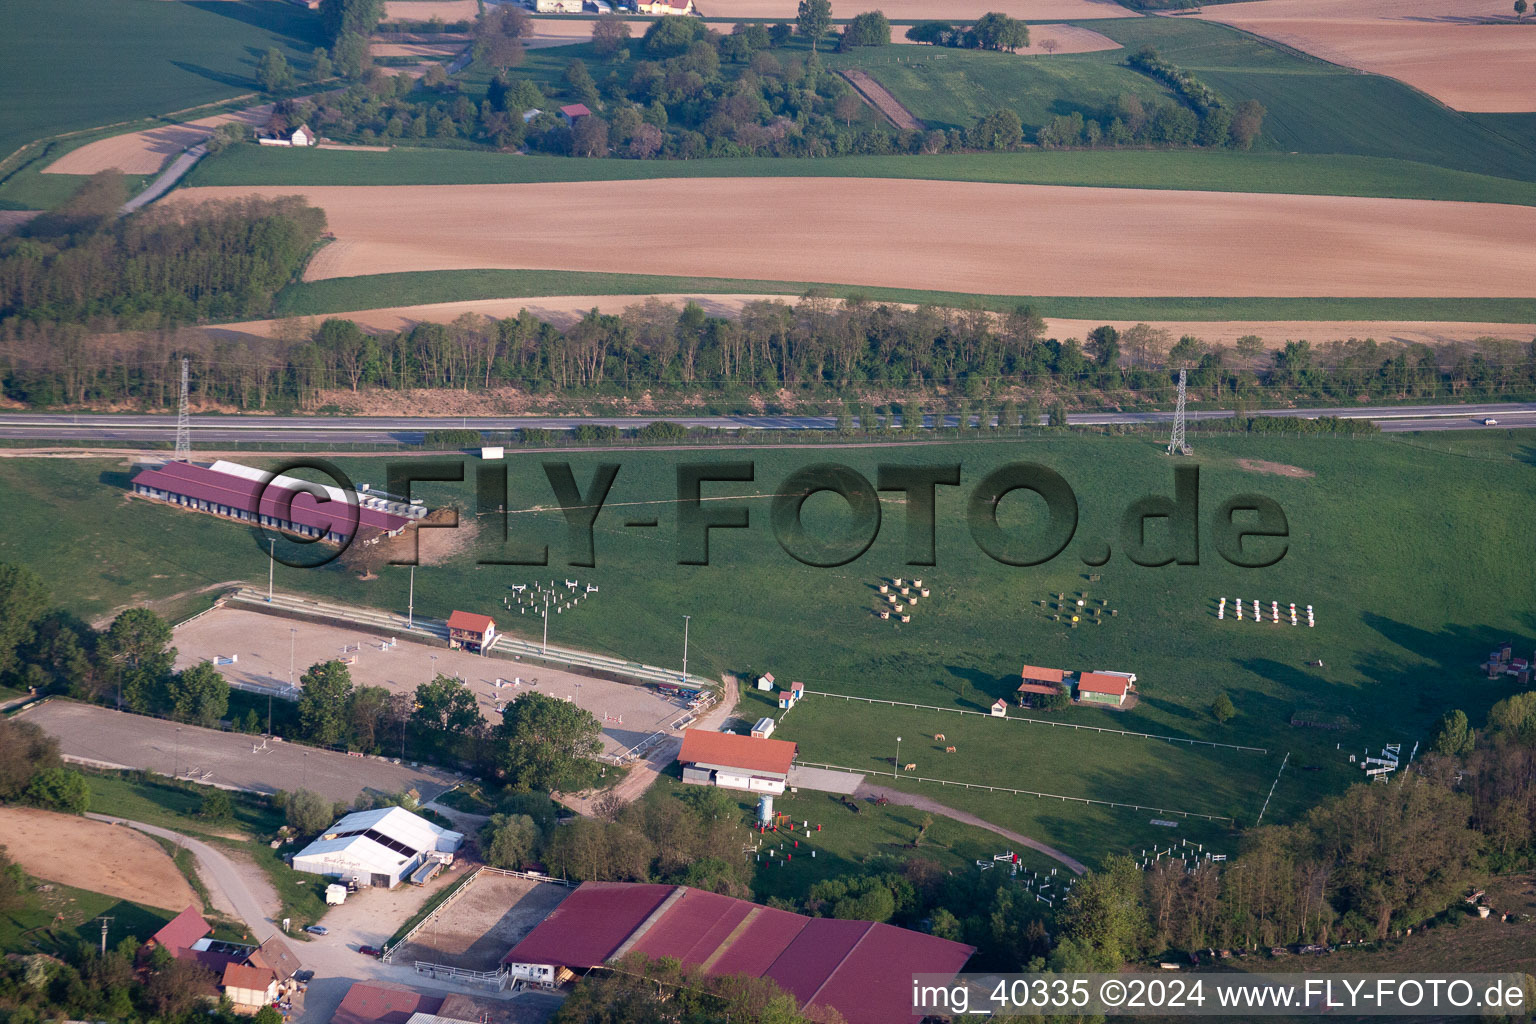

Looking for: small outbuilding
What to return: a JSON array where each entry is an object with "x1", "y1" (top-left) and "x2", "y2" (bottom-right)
[
  {"x1": 559, "y1": 103, "x2": 592, "y2": 125},
  {"x1": 755, "y1": 671, "x2": 776, "y2": 691},
  {"x1": 446, "y1": 610, "x2": 495, "y2": 653},
  {"x1": 750, "y1": 717, "x2": 776, "y2": 739},
  {"x1": 990, "y1": 698, "x2": 1008, "y2": 717},
  {"x1": 1076, "y1": 671, "x2": 1133, "y2": 706}
]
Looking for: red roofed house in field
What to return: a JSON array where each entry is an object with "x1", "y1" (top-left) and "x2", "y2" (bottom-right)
[
  {"x1": 678, "y1": 729, "x2": 797, "y2": 794},
  {"x1": 503, "y1": 881, "x2": 974, "y2": 1024},
  {"x1": 145, "y1": 906, "x2": 212, "y2": 961},
  {"x1": 446, "y1": 610, "x2": 495, "y2": 653},
  {"x1": 559, "y1": 103, "x2": 591, "y2": 125},
  {"x1": 1075, "y1": 671, "x2": 1134, "y2": 707}
]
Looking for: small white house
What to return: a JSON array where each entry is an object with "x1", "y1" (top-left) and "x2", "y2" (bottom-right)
[
  {"x1": 750, "y1": 716, "x2": 776, "y2": 739},
  {"x1": 535, "y1": 0, "x2": 583, "y2": 11},
  {"x1": 755, "y1": 672, "x2": 775, "y2": 691},
  {"x1": 257, "y1": 124, "x2": 318, "y2": 148},
  {"x1": 291, "y1": 806, "x2": 463, "y2": 889}
]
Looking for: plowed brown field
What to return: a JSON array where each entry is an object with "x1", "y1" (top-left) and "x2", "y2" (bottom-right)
[
  {"x1": 1193, "y1": 0, "x2": 1536, "y2": 112},
  {"x1": 44, "y1": 107, "x2": 272, "y2": 176},
  {"x1": 0, "y1": 806, "x2": 197, "y2": 912},
  {"x1": 173, "y1": 179, "x2": 1536, "y2": 297}
]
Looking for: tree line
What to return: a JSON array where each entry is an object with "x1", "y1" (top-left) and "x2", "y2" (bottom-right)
[
  {"x1": 0, "y1": 181, "x2": 325, "y2": 332},
  {"x1": 6, "y1": 296, "x2": 1535, "y2": 413}
]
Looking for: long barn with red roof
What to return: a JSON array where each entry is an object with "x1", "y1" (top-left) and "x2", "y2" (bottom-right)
[{"x1": 502, "y1": 881, "x2": 974, "y2": 1024}]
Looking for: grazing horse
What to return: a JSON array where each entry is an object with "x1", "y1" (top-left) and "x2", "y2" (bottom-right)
[{"x1": 903, "y1": 762, "x2": 917, "y2": 772}]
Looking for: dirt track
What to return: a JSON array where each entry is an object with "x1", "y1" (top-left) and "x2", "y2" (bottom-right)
[
  {"x1": 206, "y1": 296, "x2": 1536, "y2": 350},
  {"x1": 1193, "y1": 0, "x2": 1535, "y2": 112},
  {"x1": 0, "y1": 806, "x2": 198, "y2": 912},
  {"x1": 175, "y1": 179, "x2": 1536, "y2": 297},
  {"x1": 840, "y1": 70, "x2": 923, "y2": 130}
]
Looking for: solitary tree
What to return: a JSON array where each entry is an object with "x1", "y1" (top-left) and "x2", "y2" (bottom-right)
[
  {"x1": 480, "y1": 813, "x2": 542, "y2": 869},
  {"x1": 797, "y1": 0, "x2": 834, "y2": 52},
  {"x1": 1516, "y1": 0, "x2": 1527, "y2": 18},
  {"x1": 167, "y1": 662, "x2": 230, "y2": 727},
  {"x1": 1432, "y1": 708, "x2": 1474, "y2": 756},
  {"x1": 284, "y1": 788, "x2": 333, "y2": 835},
  {"x1": 297, "y1": 660, "x2": 353, "y2": 746},
  {"x1": 491, "y1": 690, "x2": 603, "y2": 792},
  {"x1": 592, "y1": 13, "x2": 633, "y2": 57},
  {"x1": 1211, "y1": 692, "x2": 1236, "y2": 723},
  {"x1": 0, "y1": 562, "x2": 47, "y2": 679},
  {"x1": 256, "y1": 49, "x2": 294, "y2": 93}
]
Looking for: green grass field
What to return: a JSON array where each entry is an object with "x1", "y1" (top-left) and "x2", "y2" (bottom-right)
[
  {"x1": 3, "y1": 431, "x2": 1533, "y2": 863},
  {"x1": 0, "y1": 879, "x2": 172, "y2": 957},
  {"x1": 188, "y1": 142, "x2": 1536, "y2": 207},
  {"x1": 1086, "y1": 18, "x2": 1536, "y2": 183},
  {"x1": 0, "y1": 0, "x2": 325, "y2": 163},
  {"x1": 826, "y1": 45, "x2": 1177, "y2": 134},
  {"x1": 269, "y1": 268, "x2": 1536, "y2": 324}
]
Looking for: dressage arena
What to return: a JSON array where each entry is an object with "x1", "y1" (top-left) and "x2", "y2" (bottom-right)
[
  {"x1": 173, "y1": 606, "x2": 691, "y2": 759},
  {"x1": 389, "y1": 870, "x2": 571, "y2": 973}
]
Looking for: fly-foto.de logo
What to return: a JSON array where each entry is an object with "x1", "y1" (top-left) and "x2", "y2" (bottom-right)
[{"x1": 255, "y1": 460, "x2": 1289, "y2": 571}]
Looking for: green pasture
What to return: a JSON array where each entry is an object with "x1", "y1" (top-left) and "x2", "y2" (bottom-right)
[
  {"x1": 3, "y1": 432, "x2": 1534, "y2": 860},
  {"x1": 0, "y1": 0, "x2": 325, "y2": 163},
  {"x1": 1087, "y1": 18, "x2": 1536, "y2": 182},
  {"x1": 0, "y1": 880, "x2": 172, "y2": 957},
  {"x1": 187, "y1": 141, "x2": 1536, "y2": 207},
  {"x1": 825, "y1": 45, "x2": 1177, "y2": 134},
  {"x1": 270, "y1": 268, "x2": 1536, "y2": 324}
]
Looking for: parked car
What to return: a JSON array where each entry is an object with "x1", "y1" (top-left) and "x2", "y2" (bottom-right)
[
  {"x1": 359, "y1": 945, "x2": 382, "y2": 957},
  {"x1": 304, "y1": 925, "x2": 328, "y2": 936},
  {"x1": 294, "y1": 969, "x2": 314, "y2": 983}
]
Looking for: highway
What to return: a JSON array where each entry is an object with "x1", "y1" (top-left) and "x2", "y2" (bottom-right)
[{"x1": 0, "y1": 403, "x2": 1531, "y2": 445}]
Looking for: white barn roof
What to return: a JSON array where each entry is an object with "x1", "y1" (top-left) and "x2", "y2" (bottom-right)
[{"x1": 294, "y1": 806, "x2": 463, "y2": 875}]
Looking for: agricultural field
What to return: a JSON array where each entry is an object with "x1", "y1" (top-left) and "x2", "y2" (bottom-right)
[
  {"x1": 267, "y1": 268, "x2": 1536, "y2": 324},
  {"x1": 1087, "y1": 17, "x2": 1536, "y2": 182},
  {"x1": 824, "y1": 45, "x2": 1178, "y2": 134},
  {"x1": 184, "y1": 145, "x2": 1536, "y2": 207},
  {"x1": 0, "y1": 0, "x2": 324, "y2": 164},
  {"x1": 172, "y1": 179, "x2": 1536, "y2": 297},
  {"x1": 1192, "y1": 0, "x2": 1534, "y2": 113},
  {"x1": 3, "y1": 430, "x2": 1533, "y2": 864}
]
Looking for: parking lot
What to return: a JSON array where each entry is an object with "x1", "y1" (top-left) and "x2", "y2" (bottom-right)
[
  {"x1": 15, "y1": 700, "x2": 458, "y2": 804},
  {"x1": 174, "y1": 607, "x2": 691, "y2": 758}
]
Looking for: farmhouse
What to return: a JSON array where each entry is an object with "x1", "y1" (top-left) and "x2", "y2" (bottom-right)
[
  {"x1": 503, "y1": 881, "x2": 973, "y2": 1024},
  {"x1": 257, "y1": 124, "x2": 317, "y2": 147},
  {"x1": 220, "y1": 962, "x2": 278, "y2": 1012},
  {"x1": 290, "y1": 806, "x2": 463, "y2": 889},
  {"x1": 558, "y1": 103, "x2": 591, "y2": 125},
  {"x1": 144, "y1": 907, "x2": 301, "y2": 1009},
  {"x1": 446, "y1": 610, "x2": 496, "y2": 653},
  {"x1": 130, "y1": 459, "x2": 418, "y2": 543},
  {"x1": 636, "y1": 0, "x2": 694, "y2": 12},
  {"x1": 678, "y1": 729, "x2": 796, "y2": 793},
  {"x1": 1075, "y1": 671, "x2": 1134, "y2": 707},
  {"x1": 535, "y1": 0, "x2": 584, "y2": 11}
]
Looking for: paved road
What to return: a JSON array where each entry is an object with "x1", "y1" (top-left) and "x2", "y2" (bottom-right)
[
  {"x1": 0, "y1": 402, "x2": 1531, "y2": 444},
  {"x1": 85, "y1": 813, "x2": 279, "y2": 940},
  {"x1": 121, "y1": 144, "x2": 206, "y2": 215}
]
